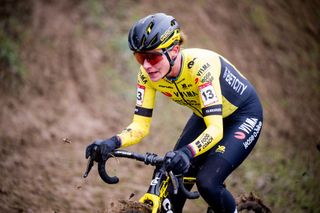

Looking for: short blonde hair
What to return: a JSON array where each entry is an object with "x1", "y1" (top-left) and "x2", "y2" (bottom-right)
[{"x1": 179, "y1": 31, "x2": 187, "y2": 46}]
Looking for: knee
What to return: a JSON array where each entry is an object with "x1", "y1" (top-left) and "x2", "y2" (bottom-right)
[{"x1": 196, "y1": 172, "x2": 224, "y2": 198}]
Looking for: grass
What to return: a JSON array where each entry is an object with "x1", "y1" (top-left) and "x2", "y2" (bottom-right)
[
  {"x1": 231, "y1": 138, "x2": 320, "y2": 212},
  {"x1": 0, "y1": 28, "x2": 26, "y2": 76}
]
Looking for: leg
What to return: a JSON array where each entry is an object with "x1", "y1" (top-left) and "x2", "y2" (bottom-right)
[
  {"x1": 197, "y1": 156, "x2": 236, "y2": 213},
  {"x1": 196, "y1": 115, "x2": 263, "y2": 213},
  {"x1": 171, "y1": 113, "x2": 207, "y2": 213}
]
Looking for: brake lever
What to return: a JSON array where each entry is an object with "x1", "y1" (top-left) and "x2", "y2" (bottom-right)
[
  {"x1": 83, "y1": 145, "x2": 99, "y2": 178},
  {"x1": 169, "y1": 171, "x2": 179, "y2": 195},
  {"x1": 83, "y1": 156, "x2": 94, "y2": 178}
]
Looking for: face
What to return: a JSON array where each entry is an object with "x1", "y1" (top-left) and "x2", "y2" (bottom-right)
[{"x1": 133, "y1": 49, "x2": 174, "y2": 82}]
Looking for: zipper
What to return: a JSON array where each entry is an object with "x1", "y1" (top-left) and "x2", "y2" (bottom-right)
[{"x1": 172, "y1": 81, "x2": 203, "y2": 116}]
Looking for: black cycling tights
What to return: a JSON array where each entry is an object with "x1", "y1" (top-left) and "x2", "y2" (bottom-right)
[
  {"x1": 171, "y1": 156, "x2": 236, "y2": 213},
  {"x1": 171, "y1": 112, "x2": 263, "y2": 213},
  {"x1": 196, "y1": 155, "x2": 236, "y2": 213}
]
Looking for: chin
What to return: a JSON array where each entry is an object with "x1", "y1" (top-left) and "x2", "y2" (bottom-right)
[
  {"x1": 148, "y1": 73, "x2": 162, "y2": 82},
  {"x1": 150, "y1": 77, "x2": 162, "y2": 82}
]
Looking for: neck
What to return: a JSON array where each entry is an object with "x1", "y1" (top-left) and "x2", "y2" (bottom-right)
[{"x1": 167, "y1": 52, "x2": 182, "y2": 78}]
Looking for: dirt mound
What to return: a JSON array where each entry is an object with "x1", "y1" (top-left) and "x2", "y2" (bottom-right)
[{"x1": 0, "y1": 0, "x2": 319, "y2": 212}]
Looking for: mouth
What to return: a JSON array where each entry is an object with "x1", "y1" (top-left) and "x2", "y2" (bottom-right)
[{"x1": 146, "y1": 69, "x2": 159, "y2": 76}]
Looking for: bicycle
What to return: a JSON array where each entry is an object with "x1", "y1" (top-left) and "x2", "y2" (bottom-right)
[{"x1": 84, "y1": 146, "x2": 271, "y2": 213}]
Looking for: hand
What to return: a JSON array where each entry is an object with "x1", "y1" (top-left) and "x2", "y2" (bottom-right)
[
  {"x1": 164, "y1": 146, "x2": 193, "y2": 175},
  {"x1": 85, "y1": 136, "x2": 121, "y2": 161}
]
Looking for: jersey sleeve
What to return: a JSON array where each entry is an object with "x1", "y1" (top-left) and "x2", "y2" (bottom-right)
[
  {"x1": 187, "y1": 59, "x2": 224, "y2": 157},
  {"x1": 117, "y1": 69, "x2": 156, "y2": 147}
]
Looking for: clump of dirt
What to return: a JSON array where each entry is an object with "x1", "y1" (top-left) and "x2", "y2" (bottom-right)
[
  {"x1": 110, "y1": 200, "x2": 152, "y2": 213},
  {"x1": 236, "y1": 192, "x2": 272, "y2": 213}
]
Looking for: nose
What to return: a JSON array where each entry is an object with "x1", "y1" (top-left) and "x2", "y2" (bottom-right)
[{"x1": 143, "y1": 59, "x2": 152, "y2": 69}]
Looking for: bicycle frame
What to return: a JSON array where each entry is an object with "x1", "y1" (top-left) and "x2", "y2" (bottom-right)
[
  {"x1": 83, "y1": 149, "x2": 199, "y2": 213},
  {"x1": 84, "y1": 148, "x2": 272, "y2": 213},
  {"x1": 139, "y1": 165, "x2": 173, "y2": 213},
  {"x1": 139, "y1": 168, "x2": 197, "y2": 213}
]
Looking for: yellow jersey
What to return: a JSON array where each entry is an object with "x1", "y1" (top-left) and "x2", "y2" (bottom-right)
[{"x1": 118, "y1": 48, "x2": 256, "y2": 157}]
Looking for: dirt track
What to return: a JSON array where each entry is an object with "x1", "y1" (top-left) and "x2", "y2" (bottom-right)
[{"x1": 1, "y1": 1, "x2": 319, "y2": 212}]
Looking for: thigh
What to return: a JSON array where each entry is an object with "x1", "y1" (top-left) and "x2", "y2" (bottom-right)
[
  {"x1": 209, "y1": 115, "x2": 263, "y2": 169},
  {"x1": 174, "y1": 113, "x2": 206, "y2": 150}
]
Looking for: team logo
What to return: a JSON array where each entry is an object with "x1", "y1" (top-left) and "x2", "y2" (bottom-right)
[
  {"x1": 234, "y1": 131, "x2": 246, "y2": 140},
  {"x1": 215, "y1": 145, "x2": 226, "y2": 154}
]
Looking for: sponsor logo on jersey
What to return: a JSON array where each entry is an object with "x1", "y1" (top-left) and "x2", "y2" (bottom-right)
[
  {"x1": 234, "y1": 118, "x2": 259, "y2": 140},
  {"x1": 222, "y1": 67, "x2": 247, "y2": 95},
  {"x1": 173, "y1": 91, "x2": 197, "y2": 98},
  {"x1": 234, "y1": 131, "x2": 246, "y2": 140},
  {"x1": 243, "y1": 121, "x2": 263, "y2": 149},
  {"x1": 187, "y1": 57, "x2": 197, "y2": 69},
  {"x1": 202, "y1": 105, "x2": 222, "y2": 116},
  {"x1": 215, "y1": 145, "x2": 226, "y2": 154},
  {"x1": 201, "y1": 72, "x2": 214, "y2": 83},
  {"x1": 195, "y1": 133, "x2": 213, "y2": 152},
  {"x1": 181, "y1": 83, "x2": 193, "y2": 90},
  {"x1": 158, "y1": 84, "x2": 173, "y2": 89},
  {"x1": 197, "y1": 63, "x2": 211, "y2": 76},
  {"x1": 139, "y1": 72, "x2": 148, "y2": 84},
  {"x1": 239, "y1": 118, "x2": 258, "y2": 134}
]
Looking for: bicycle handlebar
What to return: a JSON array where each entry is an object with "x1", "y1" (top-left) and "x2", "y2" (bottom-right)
[
  {"x1": 83, "y1": 148, "x2": 199, "y2": 199},
  {"x1": 98, "y1": 150, "x2": 164, "y2": 184}
]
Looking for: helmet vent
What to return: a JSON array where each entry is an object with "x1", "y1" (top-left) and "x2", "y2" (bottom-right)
[
  {"x1": 140, "y1": 35, "x2": 146, "y2": 49},
  {"x1": 149, "y1": 36, "x2": 158, "y2": 47},
  {"x1": 146, "y1": 22, "x2": 154, "y2": 35}
]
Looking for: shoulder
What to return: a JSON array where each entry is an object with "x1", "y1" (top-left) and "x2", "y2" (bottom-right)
[
  {"x1": 181, "y1": 48, "x2": 222, "y2": 78},
  {"x1": 137, "y1": 67, "x2": 151, "y2": 85}
]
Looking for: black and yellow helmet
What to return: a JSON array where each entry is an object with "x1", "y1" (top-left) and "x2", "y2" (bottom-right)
[{"x1": 128, "y1": 13, "x2": 181, "y2": 52}]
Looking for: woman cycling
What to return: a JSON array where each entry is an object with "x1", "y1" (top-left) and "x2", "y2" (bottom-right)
[{"x1": 86, "y1": 13, "x2": 263, "y2": 213}]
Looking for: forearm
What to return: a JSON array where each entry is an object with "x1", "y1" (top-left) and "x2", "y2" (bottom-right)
[
  {"x1": 187, "y1": 115, "x2": 223, "y2": 157},
  {"x1": 117, "y1": 115, "x2": 151, "y2": 147}
]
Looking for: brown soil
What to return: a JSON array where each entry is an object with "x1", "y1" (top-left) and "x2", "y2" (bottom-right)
[{"x1": 0, "y1": 0, "x2": 319, "y2": 212}]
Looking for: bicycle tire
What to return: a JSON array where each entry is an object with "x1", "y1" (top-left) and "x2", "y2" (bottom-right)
[{"x1": 236, "y1": 192, "x2": 272, "y2": 213}]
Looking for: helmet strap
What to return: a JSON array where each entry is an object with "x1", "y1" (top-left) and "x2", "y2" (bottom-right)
[{"x1": 162, "y1": 48, "x2": 177, "y2": 78}]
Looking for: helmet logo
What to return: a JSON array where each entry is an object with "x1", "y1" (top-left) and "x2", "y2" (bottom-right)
[{"x1": 160, "y1": 28, "x2": 174, "y2": 42}]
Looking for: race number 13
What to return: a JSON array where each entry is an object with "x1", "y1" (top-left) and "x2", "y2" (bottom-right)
[
  {"x1": 199, "y1": 83, "x2": 218, "y2": 106},
  {"x1": 136, "y1": 84, "x2": 145, "y2": 106}
]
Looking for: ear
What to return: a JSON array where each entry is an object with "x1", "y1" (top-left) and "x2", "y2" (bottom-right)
[{"x1": 171, "y1": 45, "x2": 180, "y2": 57}]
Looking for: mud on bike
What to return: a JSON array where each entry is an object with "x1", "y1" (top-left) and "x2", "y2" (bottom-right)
[{"x1": 84, "y1": 146, "x2": 271, "y2": 213}]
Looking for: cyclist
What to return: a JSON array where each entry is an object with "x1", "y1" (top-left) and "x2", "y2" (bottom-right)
[{"x1": 86, "y1": 13, "x2": 263, "y2": 213}]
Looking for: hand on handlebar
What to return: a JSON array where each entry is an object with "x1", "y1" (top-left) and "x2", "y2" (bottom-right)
[
  {"x1": 164, "y1": 146, "x2": 193, "y2": 175},
  {"x1": 85, "y1": 136, "x2": 121, "y2": 161}
]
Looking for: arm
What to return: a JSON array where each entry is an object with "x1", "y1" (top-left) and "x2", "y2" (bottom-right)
[
  {"x1": 187, "y1": 63, "x2": 224, "y2": 157},
  {"x1": 117, "y1": 70, "x2": 156, "y2": 147}
]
